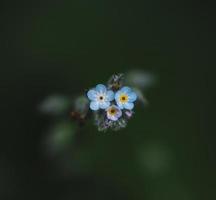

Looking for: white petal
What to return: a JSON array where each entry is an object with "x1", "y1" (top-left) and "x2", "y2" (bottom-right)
[
  {"x1": 108, "y1": 115, "x2": 119, "y2": 121},
  {"x1": 116, "y1": 109, "x2": 122, "y2": 118}
]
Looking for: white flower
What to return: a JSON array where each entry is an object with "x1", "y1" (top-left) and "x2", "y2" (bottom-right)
[{"x1": 106, "y1": 105, "x2": 122, "y2": 121}]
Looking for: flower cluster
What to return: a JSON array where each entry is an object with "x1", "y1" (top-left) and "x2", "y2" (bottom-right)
[{"x1": 87, "y1": 75, "x2": 137, "y2": 131}]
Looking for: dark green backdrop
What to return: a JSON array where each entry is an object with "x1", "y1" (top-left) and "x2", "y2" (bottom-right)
[{"x1": 1, "y1": 0, "x2": 215, "y2": 200}]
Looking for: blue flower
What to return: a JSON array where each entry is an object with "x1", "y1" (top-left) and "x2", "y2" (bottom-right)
[
  {"x1": 87, "y1": 84, "x2": 114, "y2": 111},
  {"x1": 106, "y1": 105, "x2": 122, "y2": 121},
  {"x1": 115, "y1": 86, "x2": 137, "y2": 110}
]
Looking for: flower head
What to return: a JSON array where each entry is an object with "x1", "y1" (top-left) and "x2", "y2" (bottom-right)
[
  {"x1": 115, "y1": 86, "x2": 137, "y2": 110},
  {"x1": 87, "y1": 84, "x2": 114, "y2": 111},
  {"x1": 106, "y1": 105, "x2": 122, "y2": 121}
]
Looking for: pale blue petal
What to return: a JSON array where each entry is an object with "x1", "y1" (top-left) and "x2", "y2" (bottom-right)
[
  {"x1": 87, "y1": 89, "x2": 96, "y2": 100},
  {"x1": 116, "y1": 101, "x2": 124, "y2": 109},
  {"x1": 95, "y1": 84, "x2": 106, "y2": 93},
  {"x1": 106, "y1": 90, "x2": 114, "y2": 101},
  {"x1": 121, "y1": 86, "x2": 132, "y2": 93},
  {"x1": 90, "y1": 101, "x2": 99, "y2": 111},
  {"x1": 99, "y1": 101, "x2": 110, "y2": 109},
  {"x1": 115, "y1": 90, "x2": 121, "y2": 101},
  {"x1": 128, "y1": 92, "x2": 137, "y2": 102},
  {"x1": 124, "y1": 102, "x2": 134, "y2": 110}
]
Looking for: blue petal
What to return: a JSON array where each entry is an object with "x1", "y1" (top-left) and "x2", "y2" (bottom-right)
[
  {"x1": 99, "y1": 101, "x2": 110, "y2": 109},
  {"x1": 95, "y1": 84, "x2": 106, "y2": 93},
  {"x1": 90, "y1": 101, "x2": 99, "y2": 110},
  {"x1": 115, "y1": 90, "x2": 121, "y2": 101},
  {"x1": 116, "y1": 101, "x2": 124, "y2": 109},
  {"x1": 87, "y1": 89, "x2": 96, "y2": 100},
  {"x1": 106, "y1": 90, "x2": 114, "y2": 101},
  {"x1": 128, "y1": 92, "x2": 137, "y2": 102},
  {"x1": 124, "y1": 102, "x2": 134, "y2": 110},
  {"x1": 121, "y1": 86, "x2": 132, "y2": 93}
]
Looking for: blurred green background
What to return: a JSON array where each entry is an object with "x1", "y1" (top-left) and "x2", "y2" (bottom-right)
[{"x1": 1, "y1": 0, "x2": 215, "y2": 199}]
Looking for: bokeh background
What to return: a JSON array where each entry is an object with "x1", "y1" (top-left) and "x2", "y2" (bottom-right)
[{"x1": 1, "y1": 0, "x2": 215, "y2": 200}]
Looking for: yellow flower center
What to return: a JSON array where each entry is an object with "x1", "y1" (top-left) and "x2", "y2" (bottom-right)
[
  {"x1": 119, "y1": 94, "x2": 128, "y2": 103},
  {"x1": 108, "y1": 107, "x2": 117, "y2": 116}
]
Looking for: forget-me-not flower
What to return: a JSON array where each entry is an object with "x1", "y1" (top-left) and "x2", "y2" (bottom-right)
[
  {"x1": 115, "y1": 86, "x2": 137, "y2": 110},
  {"x1": 106, "y1": 105, "x2": 122, "y2": 121},
  {"x1": 87, "y1": 84, "x2": 114, "y2": 111}
]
